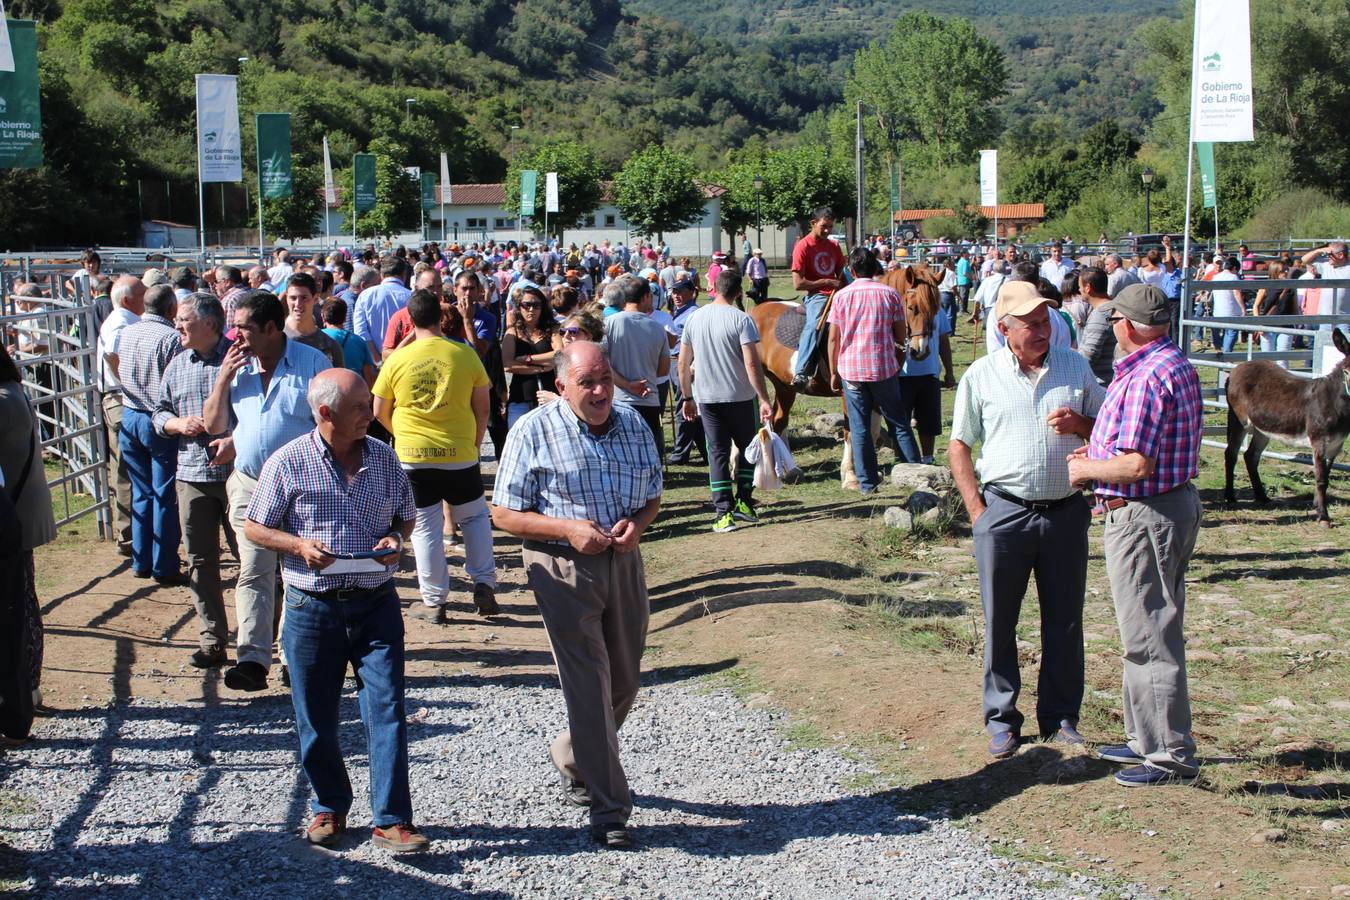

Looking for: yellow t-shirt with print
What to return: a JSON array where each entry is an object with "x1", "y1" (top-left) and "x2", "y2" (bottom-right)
[{"x1": 372, "y1": 337, "x2": 490, "y2": 465}]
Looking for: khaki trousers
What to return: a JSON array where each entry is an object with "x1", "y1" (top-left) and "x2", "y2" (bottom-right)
[
  {"x1": 177, "y1": 480, "x2": 230, "y2": 651},
  {"x1": 226, "y1": 470, "x2": 278, "y2": 668},
  {"x1": 1103, "y1": 483, "x2": 1202, "y2": 774},
  {"x1": 100, "y1": 392, "x2": 133, "y2": 547},
  {"x1": 523, "y1": 541, "x2": 649, "y2": 827}
]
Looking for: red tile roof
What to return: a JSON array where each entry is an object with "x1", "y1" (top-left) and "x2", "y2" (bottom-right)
[
  {"x1": 444, "y1": 182, "x2": 724, "y2": 206},
  {"x1": 896, "y1": 203, "x2": 1045, "y2": 222}
]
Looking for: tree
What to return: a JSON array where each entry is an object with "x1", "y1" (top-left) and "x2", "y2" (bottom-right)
[
  {"x1": 756, "y1": 145, "x2": 854, "y2": 232},
  {"x1": 612, "y1": 146, "x2": 706, "y2": 242},
  {"x1": 340, "y1": 138, "x2": 420, "y2": 239},
  {"x1": 502, "y1": 140, "x2": 606, "y2": 236},
  {"x1": 845, "y1": 12, "x2": 1007, "y2": 173},
  {"x1": 259, "y1": 163, "x2": 323, "y2": 241}
]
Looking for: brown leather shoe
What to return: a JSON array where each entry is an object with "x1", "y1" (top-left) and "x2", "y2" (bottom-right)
[
  {"x1": 371, "y1": 822, "x2": 429, "y2": 853},
  {"x1": 306, "y1": 812, "x2": 346, "y2": 846}
]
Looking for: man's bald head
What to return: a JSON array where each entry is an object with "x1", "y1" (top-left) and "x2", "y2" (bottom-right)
[
  {"x1": 111, "y1": 274, "x2": 146, "y2": 313},
  {"x1": 247, "y1": 266, "x2": 267, "y2": 288},
  {"x1": 308, "y1": 367, "x2": 366, "y2": 418}
]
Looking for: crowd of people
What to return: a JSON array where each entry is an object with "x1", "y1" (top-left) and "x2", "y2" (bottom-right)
[{"x1": 2, "y1": 228, "x2": 1345, "y2": 850}]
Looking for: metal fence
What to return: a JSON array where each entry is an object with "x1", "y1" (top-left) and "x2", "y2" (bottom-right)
[
  {"x1": 1180, "y1": 273, "x2": 1350, "y2": 473},
  {"x1": 1, "y1": 271, "x2": 110, "y2": 534}
]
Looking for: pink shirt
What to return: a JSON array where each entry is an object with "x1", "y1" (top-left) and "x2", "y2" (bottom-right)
[{"x1": 826, "y1": 278, "x2": 905, "y2": 383}]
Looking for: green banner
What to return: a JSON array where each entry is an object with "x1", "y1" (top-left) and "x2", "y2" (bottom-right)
[
  {"x1": 889, "y1": 163, "x2": 899, "y2": 214},
  {"x1": 353, "y1": 153, "x2": 377, "y2": 212},
  {"x1": 0, "y1": 20, "x2": 43, "y2": 169},
  {"x1": 1197, "y1": 141, "x2": 1217, "y2": 210},
  {"x1": 420, "y1": 171, "x2": 436, "y2": 211},
  {"x1": 255, "y1": 113, "x2": 292, "y2": 199},
  {"x1": 520, "y1": 169, "x2": 538, "y2": 218}
]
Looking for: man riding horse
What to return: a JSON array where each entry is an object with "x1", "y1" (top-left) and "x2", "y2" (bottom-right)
[{"x1": 790, "y1": 207, "x2": 847, "y2": 388}]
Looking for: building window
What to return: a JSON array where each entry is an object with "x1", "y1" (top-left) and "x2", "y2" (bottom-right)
[
  {"x1": 494, "y1": 217, "x2": 516, "y2": 229},
  {"x1": 604, "y1": 214, "x2": 616, "y2": 227},
  {"x1": 584, "y1": 215, "x2": 596, "y2": 227},
  {"x1": 465, "y1": 217, "x2": 486, "y2": 229}
]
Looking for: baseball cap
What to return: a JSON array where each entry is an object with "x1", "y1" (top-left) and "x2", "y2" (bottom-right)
[
  {"x1": 993, "y1": 281, "x2": 1047, "y2": 320},
  {"x1": 142, "y1": 267, "x2": 168, "y2": 287},
  {"x1": 1103, "y1": 283, "x2": 1170, "y2": 326},
  {"x1": 672, "y1": 278, "x2": 696, "y2": 292}
]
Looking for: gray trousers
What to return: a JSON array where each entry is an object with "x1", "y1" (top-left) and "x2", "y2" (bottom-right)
[
  {"x1": 974, "y1": 491, "x2": 1090, "y2": 737},
  {"x1": 523, "y1": 541, "x2": 649, "y2": 827},
  {"x1": 1103, "y1": 483, "x2": 1201, "y2": 774},
  {"x1": 101, "y1": 392, "x2": 133, "y2": 548},
  {"x1": 177, "y1": 480, "x2": 230, "y2": 651}
]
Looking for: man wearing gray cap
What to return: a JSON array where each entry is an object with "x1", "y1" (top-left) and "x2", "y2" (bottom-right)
[
  {"x1": 1068, "y1": 283, "x2": 1203, "y2": 787},
  {"x1": 950, "y1": 280, "x2": 1104, "y2": 760}
]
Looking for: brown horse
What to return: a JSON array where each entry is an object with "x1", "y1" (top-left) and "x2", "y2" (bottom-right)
[{"x1": 752, "y1": 265, "x2": 943, "y2": 489}]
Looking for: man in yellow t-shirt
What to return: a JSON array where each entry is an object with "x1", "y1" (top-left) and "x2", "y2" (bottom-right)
[{"x1": 373, "y1": 289, "x2": 496, "y2": 622}]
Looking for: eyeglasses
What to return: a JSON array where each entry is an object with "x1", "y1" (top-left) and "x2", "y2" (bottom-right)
[
  {"x1": 560, "y1": 326, "x2": 584, "y2": 336},
  {"x1": 519, "y1": 302, "x2": 542, "y2": 310}
]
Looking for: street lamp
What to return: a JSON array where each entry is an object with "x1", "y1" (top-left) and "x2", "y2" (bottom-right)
[
  {"x1": 1141, "y1": 167, "x2": 1155, "y2": 233},
  {"x1": 752, "y1": 174, "x2": 764, "y2": 252},
  {"x1": 405, "y1": 98, "x2": 417, "y2": 121}
]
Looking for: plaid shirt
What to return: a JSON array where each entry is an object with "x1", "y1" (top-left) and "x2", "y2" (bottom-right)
[
  {"x1": 493, "y1": 400, "x2": 662, "y2": 544},
  {"x1": 114, "y1": 314, "x2": 183, "y2": 413},
  {"x1": 247, "y1": 430, "x2": 416, "y2": 592},
  {"x1": 826, "y1": 278, "x2": 905, "y2": 383},
  {"x1": 220, "y1": 285, "x2": 249, "y2": 326},
  {"x1": 1088, "y1": 337, "x2": 1201, "y2": 498},
  {"x1": 153, "y1": 336, "x2": 232, "y2": 482}
]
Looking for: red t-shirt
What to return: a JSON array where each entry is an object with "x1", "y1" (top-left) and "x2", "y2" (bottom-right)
[
  {"x1": 792, "y1": 234, "x2": 846, "y2": 296},
  {"x1": 383, "y1": 307, "x2": 413, "y2": 350}
]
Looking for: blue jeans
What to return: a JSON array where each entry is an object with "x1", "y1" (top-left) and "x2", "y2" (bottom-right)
[
  {"x1": 118, "y1": 408, "x2": 181, "y2": 577},
  {"x1": 792, "y1": 293, "x2": 829, "y2": 379},
  {"x1": 1221, "y1": 328, "x2": 1239, "y2": 354},
  {"x1": 940, "y1": 291, "x2": 958, "y2": 335},
  {"x1": 842, "y1": 376, "x2": 913, "y2": 493},
  {"x1": 282, "y1": 581, "x2": 413, "y2": 826}
]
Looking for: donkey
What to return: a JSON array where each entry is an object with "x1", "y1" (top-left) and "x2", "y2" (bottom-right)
[{"x1": 1224, "y1": 328, "x2": 1350, "y2": 524}]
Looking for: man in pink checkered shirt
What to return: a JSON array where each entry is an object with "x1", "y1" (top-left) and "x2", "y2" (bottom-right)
[{"x1": 827, "y1": 246, "x2": 908, "y2": 494}]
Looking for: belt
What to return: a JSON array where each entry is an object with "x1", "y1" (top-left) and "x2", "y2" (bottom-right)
[
  {"x1": 1099, "y1": 496, "x2": 1129, "y2": 511},
  {"x1": 300, "y1": 582, "x2": 391, "y2": 603},
  {"x1": 984, "y1": 484, "x2": 1081, "y2": 512}
]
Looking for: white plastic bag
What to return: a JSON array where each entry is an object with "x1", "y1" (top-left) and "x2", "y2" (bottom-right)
[{"x1": 748, "y1": 427, "x2": 783, "y2": 491}]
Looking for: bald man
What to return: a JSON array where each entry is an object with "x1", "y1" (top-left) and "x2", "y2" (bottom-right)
[
  {"x1": 492, "y1": 342, "x2": 663, "y2": 850},
  {"x1": 245, "y1": 368, "x2": 426, "y2": 852}
]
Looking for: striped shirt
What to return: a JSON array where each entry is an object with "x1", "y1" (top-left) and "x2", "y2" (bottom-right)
[
  {"x1": 493, "y1": 400, "x2": 662, "y2": 544},
  {"x1": 1088, "y1": 337, "x2": 1201, "y2": 499},
  {"x1": 826, "y1": 277, "x2": 905, "y2": 383},
  {"x1": 153, "y1": 336, "x2": 232, "y2": 482},
  {"x1": 951, "y1": 345, "x2": 1106, "y2": 501},
  {"x1": 247, "y1": 430, "x2": 416, "y2": 592},
  {"x1": 113, "y1": 314, "x2": 183, "y2": 413}
]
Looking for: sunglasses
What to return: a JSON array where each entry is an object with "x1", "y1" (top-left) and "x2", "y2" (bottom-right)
[
  {"x1": 519, "y1": 302, "x2": 543, "y2": 310},
  {"x1": 560, "y1": 326, "x2": 584, "y2": 336}
]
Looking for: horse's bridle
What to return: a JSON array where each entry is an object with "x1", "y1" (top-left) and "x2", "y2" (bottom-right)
[{"x1": 904, "y1": 287, "x2": 934, "y2": 343}]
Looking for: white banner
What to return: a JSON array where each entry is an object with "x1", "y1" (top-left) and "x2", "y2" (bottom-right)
[
  {"x1": 1189, "y1": 0, "x2": 1254, "y2": 143},
  {"x1": 545, "y1": 171, "x2": 559, "y2": 213},
  {"x1": 195, "y1": 74, "x2": 242, "y2": 182},
  {"x1": 322, "y1": 135, "x2": 338, "y2": 205},
  {"x1": 978, "y1": 150, "x2": 998, "y2": 207},
  {"x1": 0, "y1": 1, "x2": 15, "y2": 72},
  {"x1": 439, "y1": 152, "x2": 451, "y2": 204}
]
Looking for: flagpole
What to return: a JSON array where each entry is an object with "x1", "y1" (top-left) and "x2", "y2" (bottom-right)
[
  {"x1": 257, "y1": 154, "x2": 265, "y2": 260},
  {"x1": 1181, "y1": 11, "x2": 1200, "y2": 355},
  {"x1": 196, "y1": 108, "x2": 207, "y2": 256}
]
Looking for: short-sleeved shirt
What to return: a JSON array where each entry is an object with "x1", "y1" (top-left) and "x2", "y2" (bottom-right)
[
  {"x1": 791, "y1": 234, "x2": 846, "y2": 297},
  {"x1": 955, "y1": 257, "x2": 972, "y2": 286},
  {"x1": 951, "y1": 346, "x2": 1106, "y2": 501},
  {"x1": 1315, "y1": 260, "x2": 1350, "y2": 316},
  {"x1": 98, "y1": 307, "x2": 139, "y2": 392},
  {"x1": 1209, "y1": 270, "x2": 1244, "y2": 318},
  {"x1": 352, "y1": 277, "x2": 411, "y2": 348},
  {"x1": 900, "y1": 310, "x2": 952, "y2": 379},
  {"x1": 247, "y1": 430, "x2": 416, "y2": 592},
  {"x1": 289, "y1": 327, "x2": 344, "y2": 368},
  {"x1": 1088, "y1": 338, "x2": 1201, "y2": 499},
  {"x1": 322, "y1": 326, "x2": 374, "y2": 376},
  {"x1": 492, "y1": 400, "x2": 662, "y2": 545},
  {"x1": 228, "y1": 338, "x2": 332, "y2": 479},
  {"x1": 826, "y1": 277, "x2": 905, "y2": 383},
  {"x1": 680, "y1": 303, "x2": 760, "y2": 404},
  {"x1": 603, "y1": 310, "x2": 669, "y2": 407},
  {"x1": 372, "y1": 337, "x2": 490, "y2": 465},
  {"x1": 383, "y1": 307, "x2": 414, "y2": 350},
  {"x1": 1040, "y1": 258, "x2": 1074, "y2": 286},
  {"x1": 153, "y1": 335, "x2": 232, "y2": 482}
]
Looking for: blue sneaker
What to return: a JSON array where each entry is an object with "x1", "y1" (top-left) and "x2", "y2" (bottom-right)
[
  {"x1": 988, "y1": 732, "x2": 1019, "y2": 759},
  {"x1": 1096, "y1": 744, "x2": 1145, "y2": 765},
  {"x1": 1114, "y1": 764, "x2": 1199, "y2": 787}
]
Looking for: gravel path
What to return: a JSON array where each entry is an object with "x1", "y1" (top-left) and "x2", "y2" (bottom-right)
[{"x1": 1, "y1": 673, "x2": 1128, "y2": 898}]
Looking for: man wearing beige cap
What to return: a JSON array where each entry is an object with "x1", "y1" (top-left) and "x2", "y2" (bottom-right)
[{"x1": 950, "y1": 280, "x2": 1105, "y2": 759}]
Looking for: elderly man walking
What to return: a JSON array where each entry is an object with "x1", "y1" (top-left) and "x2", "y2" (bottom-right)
[
  {"x1": 492, "y1": 342, "x2": 663, "y2": 850},
  {"x1": 373, "y1": 289, "x2": 497, "y2": 621},
  {"x1": 153, "y1": 293, "x2": 236, "y2": 667},
  {"x1": 245, "y1": 368, "x2": 427, "y2": 851},
  {"x1": 111, "y1": 284, "x2": 188, "y2": 584},
  {"x1": 98, "y1": 275, "x2": 145, "y2": 556},
  {"x1": 1068, "y1": 284, "x2": 1204, "y2": 787},
  {"x1": 950, "y1": 281, "x2": 1105, "y2": 759},
  {"x1": 203, "y1": 292, "x2": 331, "y2": 692}
]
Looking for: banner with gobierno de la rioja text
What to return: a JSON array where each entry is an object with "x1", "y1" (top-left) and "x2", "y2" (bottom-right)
[{"x1": 0, "y1": 19, "x2": 42, "y2": 169}]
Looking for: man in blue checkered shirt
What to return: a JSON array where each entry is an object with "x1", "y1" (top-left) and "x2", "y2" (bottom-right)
[
  {"x1": 243, "y1": 368, "x2": 428, "y2": 854},
  {"x1": 492, "y1": 341, "x2": 663, "y2": 850}
]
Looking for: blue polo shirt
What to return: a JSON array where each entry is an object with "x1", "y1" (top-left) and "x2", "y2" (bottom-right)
[{"x1": 228, "y1": 338, "x2": 332, "y2": 478}]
